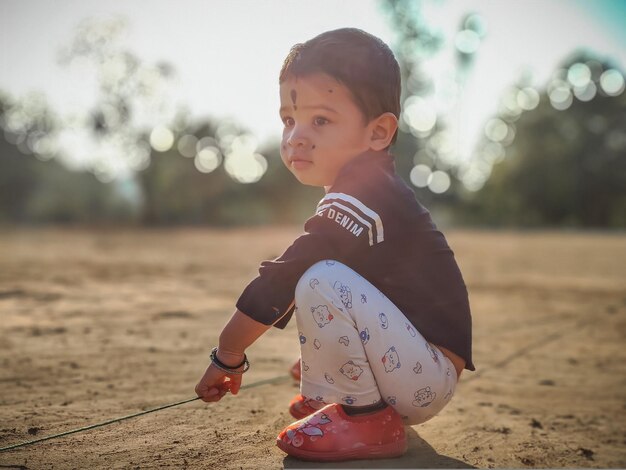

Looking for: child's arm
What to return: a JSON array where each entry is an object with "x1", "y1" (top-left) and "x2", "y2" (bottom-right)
[{"x1": 195, "y1": 309, "x2": 271, "y2": 402}]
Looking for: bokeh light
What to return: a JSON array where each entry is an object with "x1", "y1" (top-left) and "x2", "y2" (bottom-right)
[
  {"x1": 482, "y1": 142, "x2": 506, "y2": 164},
  {"x1": 215, "y1": 121, "x2": 239, "y2": 150},
  {"x1": 31, "y1": 134, "x2": 59, "y2": 160},
  {"x1": 149, "y1": 125, "x2": 174, "y2": 152},
  {"x1": 484, "y1": 118, "x2": 509, "y2": 142},
  {"x1": 567, "y1": 63, "x2": 591, "y2": 88},
  {"x1": 463, "y1": 13, "x2": 488, "y2": 38},
  {"x1": 177, "y1": 134, "x2": 198, "y2": 158},
  {"x1": 428, "y1": 130, "x2": 460, "y2": 166},
  {"x1": 460, "y1": 165, "x2": 489, "y2": 192},
  {"x1": 600, "y1": 69, "x2": 625, "y2": 96},
  {"x1": 428, "y1": 170, "x2": 450, "y2": 193},
  {"x1": 455, "y1": 29, "x2": 480, "y2": 54},
  {"x1": 548, "y1": 80, "x2": 573, "y2": 110},
  {"x1": 516, "y1": 87, "x2": 540, "y2": 110},
  {"x1": 501, "y1": 88, "x2": 523, "y2": 118},
  {"x1": 224, "y1": 152, "x2": 267, "y2": 184},
  {"x1": 210, "y1": 132, "x2": 268, "y2": 183},
  {"x1": 403, "y1": 96, "x2": 437, "y2": 137},
  {"x1": 194, "y1": 146, "x2": 221, "y2": 173},
  {"x1": 410, "y1": 164, "x2": 432, "y2": 188},
  {"x1": 573, "y1": 81, "x2": 597, "y2": 102}
]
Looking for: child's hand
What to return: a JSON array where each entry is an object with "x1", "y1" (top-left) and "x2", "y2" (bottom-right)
[{"x1": 194, "y1": 363, "x2": 242, "y2": 403}]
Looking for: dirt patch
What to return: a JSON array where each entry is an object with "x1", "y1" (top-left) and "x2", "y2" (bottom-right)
[{"x1": 0, "y1": 227, "x2": 625, "y2": 468}]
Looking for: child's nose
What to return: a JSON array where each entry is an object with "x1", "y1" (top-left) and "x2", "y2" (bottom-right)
[{"x1": 286, "y1": 127, "x2": 309, "y2": 148}]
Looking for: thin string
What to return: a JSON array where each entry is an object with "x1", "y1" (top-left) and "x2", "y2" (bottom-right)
[{"x1": 0, "y1": 374, "x2": 291, "y2": 453}]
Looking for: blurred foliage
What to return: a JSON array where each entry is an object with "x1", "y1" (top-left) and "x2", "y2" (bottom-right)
[
  {"x1": 0, "y1": 93, "x2": 134, "y2": 224},
  {"x1": 1, "y1": 10, "x2": 625, "y2": 228},
  {"x1": 0, "y1": 89, "x2": 319, "y2": 226},
  {"x1": 381, "y1": 0, "x2": 487, "y2": 223},
  {"x1": 0, "y1": 18, "x2": 321, "y2": 227},
  {"x1": 459, "y1": 52, "x2": 626, "y2": 228},
  {"x1": 138, "y1": 123, "x2": 319, "y2": 226}
]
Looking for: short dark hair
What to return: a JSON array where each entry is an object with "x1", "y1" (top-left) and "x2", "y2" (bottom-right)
[{"x1": 279, "y1": 28, "x2": 401, "y2": 144}]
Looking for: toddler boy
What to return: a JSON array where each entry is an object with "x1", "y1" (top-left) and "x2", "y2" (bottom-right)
[{"x1": 195, "y1": 28, "x2": 473, "y2": 462}]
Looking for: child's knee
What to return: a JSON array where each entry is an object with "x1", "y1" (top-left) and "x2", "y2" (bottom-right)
[
  {"x1": 295, "y1": 259, "x2": 343, "y2": 300},
  {"x1": 295, "y1": 260, "x2": 355, "y2": 325}
]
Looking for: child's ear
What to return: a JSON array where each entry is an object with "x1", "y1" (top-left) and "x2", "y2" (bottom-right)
[{"x1": 368, "y1": 112, "x2": 398, "y2": 151}]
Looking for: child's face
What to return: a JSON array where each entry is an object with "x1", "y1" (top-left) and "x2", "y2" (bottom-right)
[{"x1": 279, "y1": 73, "x2": 373, "y2": 188}]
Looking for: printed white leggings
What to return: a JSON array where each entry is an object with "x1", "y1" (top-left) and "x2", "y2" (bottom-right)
[{"x1": 294, "y1": 260, "x2": 457, "y2": 425}]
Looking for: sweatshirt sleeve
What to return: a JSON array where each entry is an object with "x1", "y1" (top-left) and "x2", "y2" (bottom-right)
[{"x1": 236, "y1": 191, "x2": 376, "y2": 328}]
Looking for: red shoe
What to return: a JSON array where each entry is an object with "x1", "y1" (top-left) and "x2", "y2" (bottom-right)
[
  {"x1": 290, "y1": 358, "x2": 301, "y2": 382},
  {"x1": 277, "y1": 403, "x2": 407, "y2": 462},
  {"x1": 289, "y1": 394, "x2": 325, "y2": 419}
]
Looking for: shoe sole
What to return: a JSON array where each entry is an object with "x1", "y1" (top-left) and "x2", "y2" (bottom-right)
[
  {"x1": 289, "y1": 409, "x2": 310, "y2": 420},
  {"x1": 276, "y1": 438, "x2": 407, "y2": 462},
  {"x1": 289, "y1": 405, "x2": 319, "y2": 420}
]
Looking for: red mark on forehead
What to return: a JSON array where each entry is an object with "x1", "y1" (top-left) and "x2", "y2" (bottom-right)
[{"x1": 328, "y1": 89, "x2": 334, "y2": 93}]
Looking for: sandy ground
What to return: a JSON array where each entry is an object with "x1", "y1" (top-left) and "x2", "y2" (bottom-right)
[{"x1": 0, "y1": 227, "x2": 624, "y2": 469}]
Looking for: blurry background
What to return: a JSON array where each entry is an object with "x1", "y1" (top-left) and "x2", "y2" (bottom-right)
[{"x1": 1, "y1": 0, "x2": 625, "y2": 228}]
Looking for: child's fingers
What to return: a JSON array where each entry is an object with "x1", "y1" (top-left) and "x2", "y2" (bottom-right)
[
  {"x1": 229, "y1": 375, "x2": 243, "y2": 395},
  {"x1": 205, "y1": 386, "x2": 222, "y2": 402},
  {"x1": 196, "y1": 386, "x2": 224, "y2": 403}
]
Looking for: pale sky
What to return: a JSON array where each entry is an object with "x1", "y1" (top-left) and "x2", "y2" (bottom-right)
[{"x1": 1, "y1": 0, "x2": 624, "y2": 160}]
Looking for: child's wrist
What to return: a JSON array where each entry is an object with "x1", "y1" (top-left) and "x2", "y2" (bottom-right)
[
  {"x1": 215, "y1": 346, "x2": 246, "y2": 368},
  {"x1": 210, "y1": 347, "x2": 250, "y2": 374}
]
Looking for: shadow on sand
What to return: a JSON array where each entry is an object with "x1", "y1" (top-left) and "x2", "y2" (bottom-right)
[{"x1": 283, "y1": 426, "x2": 474, "y2": 469}]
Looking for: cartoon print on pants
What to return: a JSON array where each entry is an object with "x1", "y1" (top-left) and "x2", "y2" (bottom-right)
[
  {"x1": 359, "y1": 327, "x2": 370, "y2": 345},
  {"x1": 311, "y1": 305, "x2": 333, "y2": 327},
  {"x1": 299, "y1": 332, "x2": 306, "y2": 344},
  {"x1": 313, "y1": 339, "x2": 321, "y2": 349},
  {"x1": 425, "y1": 342, "x2": 440, "y2": 364},
  {"x1": 361, "y1": 293, "x2": 367, "y2": 304},
  {"x1": 339, "y1": 360, "x2": 363, "y2": 381},
  {"x1": 405, "y1": 322, "x2": 416, "y2": 337},
  {"x1": 333, "y1": 281, "x2": 352, "y2": 309},
  {"x1": 342, "y1": 396, "x2": 357, "y2": 405},
  {"x1": 413, "y1": 387, "x2": 437, "y2": 407},
  {"x1": 413, "y1": 361, "x2": 423, "y2": 374},
  {"x1": 382, "y1": 346, "x2": 401, "y2": 372},
  {"x1": 379, "y1": 312, "x2": 389, "y2": 329},
  {"x1": 325, "y1": 260, "x2": 336, "y2": 266},
  {"x1": 309, "y1": 278, "x2": 319, "y2": 289},
  {"x1": 301, "y1": 361, "x2": 309, "y2": 372},
  {"x1": 338, "y1": 336, "x2": 350, "y2": 346},
  {"x1": 324, "y1": 373, "x2": 335, "y2": 384},
  {"x1": 387, "y1": 396, "x2": 397, "y2": 405}
]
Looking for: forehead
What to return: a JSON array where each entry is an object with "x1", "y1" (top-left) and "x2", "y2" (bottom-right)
[{"x1": 279, "y1": 72, "x2": 355, "y2": 106}]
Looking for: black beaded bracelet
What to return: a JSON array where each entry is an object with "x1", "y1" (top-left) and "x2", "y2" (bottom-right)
[{"x1": 210, "y1": 347, "x2": 250, "y2": 374}]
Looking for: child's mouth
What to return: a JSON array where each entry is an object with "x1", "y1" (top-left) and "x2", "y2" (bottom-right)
[{"x1": 290, "y1": 158, "x2": 313, "y2": 170}]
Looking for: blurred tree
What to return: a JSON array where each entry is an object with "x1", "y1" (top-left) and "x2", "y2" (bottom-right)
[
  {"x1": 138, "y1": 118, "x2": 319, "y2": 226},
  {"x1": 0, "y1": 92, "x2": 133, "y2": 224},
  {"x1": 57, "y1": 16, "x2": 176, "y2": 181},
  {"x1": 380, "y1": 0, "x2": 487, "y2": 223},
  {"x1": 1, "y1": 17, "x2": 323, "y2": 227},
  {"x1": 57, "y1": 17, "x2": 321, "y2": 226},
  {"x1": 461, "y1": 52, "x2": 626, "y2": 227}
]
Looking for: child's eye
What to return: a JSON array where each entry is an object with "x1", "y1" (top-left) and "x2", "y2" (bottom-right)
[
  {"x1": 282, "y1": 117, "x2": 295, "y2": 127},
  {"x1": 314, "y1": 117, "x2": 329, "y2": 126}
]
